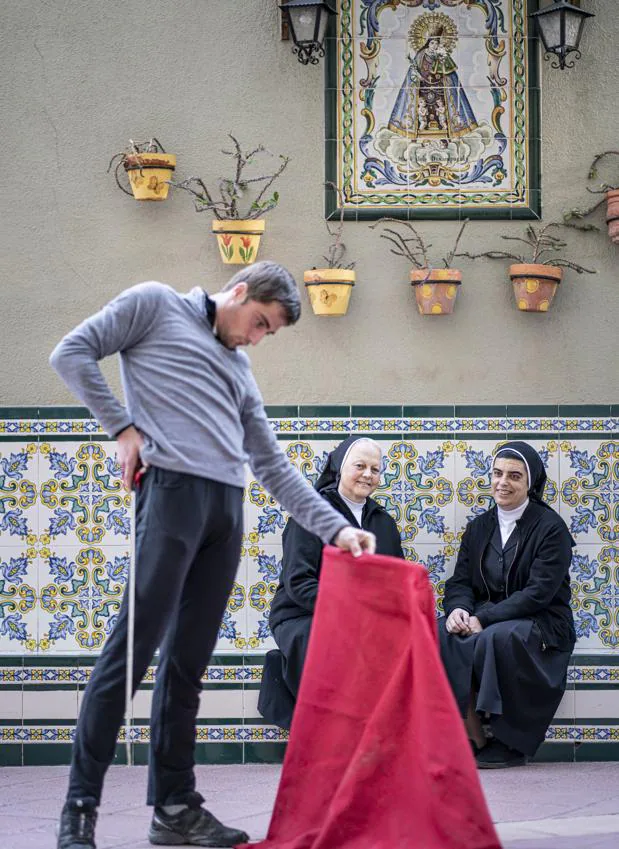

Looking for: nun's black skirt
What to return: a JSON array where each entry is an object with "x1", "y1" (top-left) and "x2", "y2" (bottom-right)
[
  {"x1": 258, "y1": 616, "x2": 312, "y2": 730},
  {"x1": 438, "y1": 616, "x2": 571, "y2": 756}
]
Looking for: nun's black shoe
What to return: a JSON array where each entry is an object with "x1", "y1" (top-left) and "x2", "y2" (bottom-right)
[
  {"x1": 476, "y1": 738, "x2": 526, "y2": 769},
  {"x1": 469, "y1": 739, "x2": 486, "y2": 757}
]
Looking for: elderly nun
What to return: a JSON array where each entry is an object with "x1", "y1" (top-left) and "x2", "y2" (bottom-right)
[
  {"x1": 258, "y1": 436, "x2": 403, "y2": 729},
  {"x1": 439, "y1": 441, "x2": 576, "y2": 768}
]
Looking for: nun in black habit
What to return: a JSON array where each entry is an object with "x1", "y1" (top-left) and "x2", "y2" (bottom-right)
[
  {"x1": 439, "y1": 441, "x2": 576, "y2": 768},
  {"x1": 258, "y1": 436, "x2": 403, "y2": 729}
]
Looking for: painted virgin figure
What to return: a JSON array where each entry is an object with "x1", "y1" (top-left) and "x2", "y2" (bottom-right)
[{"x1": 388, "y1": 12, "x2": 478, "y2": 140}]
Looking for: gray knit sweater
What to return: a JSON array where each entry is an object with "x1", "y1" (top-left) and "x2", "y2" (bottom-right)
[{"x1": 49, "y1": 282, "x2": 347, "y2": 545}]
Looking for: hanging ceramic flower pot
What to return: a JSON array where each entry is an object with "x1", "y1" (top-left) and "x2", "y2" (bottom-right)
[
  {"x1": 509, "y1": 264, "x2": 562, "y2": 312},
  {"x1": 410, "y1": 269, "x2": 461, "y2": 315},
  {"x1": 212, "y1": 219, "x2": 266, "y2": 265},
  {"x1": 606, "y1": 189, "x2": 619, "y2": 244},
  {"x1": 304, "y1": 269, "x2": 356, "y2": 316},
  {"x1": 124, "y1": 153, "x2": 176, "y2": 201}
]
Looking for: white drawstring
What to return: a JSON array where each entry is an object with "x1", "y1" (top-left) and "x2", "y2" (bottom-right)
[{"x1": 125, "y1": 489, "x2": 136, "y2": 766}]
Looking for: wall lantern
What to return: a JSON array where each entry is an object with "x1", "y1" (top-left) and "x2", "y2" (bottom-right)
[
  {"x1": 279, "y1": 0, "x2": 337, "y2": 65},
  {"x1": 529, "y1": 0, "x2": 595, "y2": 70}
]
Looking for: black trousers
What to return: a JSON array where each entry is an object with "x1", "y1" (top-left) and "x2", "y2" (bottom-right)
[{"x1": 67, "y1": 467, "x2": 243, "y2": 807}]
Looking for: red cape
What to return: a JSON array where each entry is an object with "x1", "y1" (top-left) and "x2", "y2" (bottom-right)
[{"x1": 242, "y1": 547, "x2": 501, "y2": 849}]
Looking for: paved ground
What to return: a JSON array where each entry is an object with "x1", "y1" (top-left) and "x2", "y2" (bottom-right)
[{"x1": 1, "y1": 763, "x2": 618, "y2": 848}]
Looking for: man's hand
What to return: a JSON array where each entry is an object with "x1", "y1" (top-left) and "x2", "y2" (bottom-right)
[
  {"x1": 467, "y1": 615, "x2": 483, "y2": 634},
  {"x1": 446, "y1": 607, "x2": 471, "y2": 634},
  {"x1": 334, "y1": 526, "x2": 376, "y2": 557},
  {"x1": 116, "y1": 425, "x2": 146, "y2": 491}
]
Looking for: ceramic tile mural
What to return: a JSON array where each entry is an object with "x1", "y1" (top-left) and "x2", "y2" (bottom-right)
[
  {"x1": 1, "y1": 410, "x2": 617, "y2": 656},
  {"x1": 327, "y1": 0, "x2": 540, "y2": 218},
  {"x1": 1, "y1": 408, "x2": 617, "y2": 762}
]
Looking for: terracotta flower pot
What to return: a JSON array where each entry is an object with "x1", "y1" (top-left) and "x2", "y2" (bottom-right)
[
  {"x1": 124, "y1": 153, "x2": 176, "y2": 201},
  {"x1": 212, "y1": 219, "x2": 265, "y2": 265},
  {"x1": 410, "y1": 268, "x2": 461, "y2": 315},
  {"x1": 606, "y1": 189, "x2": 619, "y2": 244},
  {"x1": 304, "y1": 269, "x2": 356, "y2": 316},
  {"x1": 509, "y1": 264, "x2": 562, "y2": 312}
]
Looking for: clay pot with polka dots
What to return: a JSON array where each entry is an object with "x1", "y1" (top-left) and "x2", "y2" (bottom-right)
[
  {"x1": 509, "y1": 264, "x2": 562, "y2": 312},
  {"x1": 410, "y1": 268, "x2": 461, "y2": 315},
  {"x1": 606, "y1": 189, "x2": 619, "y2": 244}
]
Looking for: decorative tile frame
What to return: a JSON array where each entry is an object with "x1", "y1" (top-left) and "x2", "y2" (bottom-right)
[
  {"x1": 326, "y1": 0, "x2": 541, "y2": 219},
  {"x1": 0, "y1": 405, "x2": 617, "y2": 763}
]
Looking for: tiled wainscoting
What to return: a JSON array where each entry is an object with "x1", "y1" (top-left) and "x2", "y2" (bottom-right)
[{"x1": 0, "y1": 405, "x2": 617, "y2": 764}]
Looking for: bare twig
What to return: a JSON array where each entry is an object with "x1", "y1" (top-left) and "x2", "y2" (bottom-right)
[
  {"x1": 444, "y1": 219, "x2": 469, "y2": 267},
  {"x1": 457, "y1": 222, "x2": 596, "y2": 274},
  {"x1": 588, "y1": 150, "x2": 619, "y2": 190},
  {"x1": 168, "y1": 134, "x2": 290, "y2": 219},
  {"x1": 548, "y1": 259, "x2": 596, "y2": 274},
  {"x1": 370, "y1": 218, "x2": 429, "y2": 267},
  {"x1": 456, "y1": 250, "x2": 523, "y2": 262}
]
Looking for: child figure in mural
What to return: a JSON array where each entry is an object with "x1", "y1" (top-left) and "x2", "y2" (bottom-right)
[{"x1": 388, "y1": 14, "x2": 478, "y2": 141}]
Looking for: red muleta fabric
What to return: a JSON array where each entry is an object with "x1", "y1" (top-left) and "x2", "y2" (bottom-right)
[{"x1": 240, "y1": 547, "x2": 501, "y2": 849}]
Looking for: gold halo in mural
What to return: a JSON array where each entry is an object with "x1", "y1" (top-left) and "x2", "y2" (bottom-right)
[{"x1": 409, "y1": 12, "x2": 458, "y2": 54}]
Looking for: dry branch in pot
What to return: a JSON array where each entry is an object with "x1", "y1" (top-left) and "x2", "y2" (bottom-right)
[
  {"x1": 370, "y1": 218, "x2": 469, "y2": 316},
  {"x1": 563, "y1": 151, "x2": 619, "y2": 244},
  {"x1": 456, "y1": 223, "x2": 596, "y2": 312},
  {"x1": 304, "y1": 183, "x2": 356, "y2": 317},
  {"x1": 168, "y1": 134, "x2": 290, "y2": 264},
  {"x1": 107, "y1": 138, "x2": 176, "y2": 201}
]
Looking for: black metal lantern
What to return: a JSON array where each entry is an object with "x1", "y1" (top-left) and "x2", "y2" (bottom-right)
[
  {"x1": 529, "y1": 0, "x2": 594, "y2": 70},
  {"x1": 279, "y1": 0, "x2": 337, "y2": 65}
]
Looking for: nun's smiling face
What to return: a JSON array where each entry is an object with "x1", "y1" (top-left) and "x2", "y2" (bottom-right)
[
  {"x1": 338, "y1": 443, "x2": 382, "y2": 504},
  {"x1": 491, "y1": 457, "x2": 528, "y2": 510}
]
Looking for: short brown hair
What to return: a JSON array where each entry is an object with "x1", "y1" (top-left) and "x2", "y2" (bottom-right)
[{"x1": 224, "y1": 261, "x2": 301, "y2": 324}]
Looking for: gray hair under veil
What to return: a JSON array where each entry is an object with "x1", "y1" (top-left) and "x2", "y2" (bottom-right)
[{"x1": 314, "y1": 436, "x2": 383, "y2": 493}]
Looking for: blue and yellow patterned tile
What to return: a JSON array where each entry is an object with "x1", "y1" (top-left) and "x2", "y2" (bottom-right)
[
  {"x1": 0, "y1": 441, "x2": 39, "y2": 547},
  {"x1": 38, "y1": 440, "x2": 129, "y2": 550},
  {"x1": 215, "y1": 553, "x2": 248, "y2": 654},
  {"x1": 558, "y1": 439, "x2": 617, "y2": 545},
  {"x1": 454, "y1": 439, "x2": 495, "y2": 532},
  {"x1": 570, "y1": 543, "x2": 619, "y2": 654},
  {"x1": 246, "y1": 544, "x2": 281, "y2": 654},
  {"x1": 0, "y1": 591, "x2": 38, "y2": 655},
  {"x1": 0, "y1": 546, "x2": 39, "y2": 654},
  {"x1": 404, "y1": 542, "x2": 457, "y2": 617},
  {"x1": 381, "y1": 438, "x2": 456, "y2": 547},
  {"x1": 38, "y1": 544, "x2": 130, "y2": 655}
]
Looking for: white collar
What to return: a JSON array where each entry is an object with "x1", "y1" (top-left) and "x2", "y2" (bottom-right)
[{"x1": 497, "y1": 499, "x2": 529, "y2": 524}]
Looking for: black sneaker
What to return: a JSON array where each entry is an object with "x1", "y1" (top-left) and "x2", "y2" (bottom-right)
[
  {"x1": 149, "y1": 804, "x2": 249, "y2": 847},
  {"x1": 476, "y1": 738, "x2": 526, "y2": 769},
  {"x1": 57, "y1": 800, "x2": 98, "y2": 848}
]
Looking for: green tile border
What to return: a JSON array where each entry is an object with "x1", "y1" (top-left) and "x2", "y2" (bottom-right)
[
  {"x1": 244, "y1": 742, "x2": 286, "y2": 764},
  {"x1": 404, "y1": 406, "x2": 455, "y2": 418},
  {"x1": 298, "y1": 405, "x2": 350, "y2": 418},
  {"x1": 0, "y1": 744, "x2": 23, "y2": 766},
  {"x1": 1, "y1": 405, "x2": 617, "y2": 421}
]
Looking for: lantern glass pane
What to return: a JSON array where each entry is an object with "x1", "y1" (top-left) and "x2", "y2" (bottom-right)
[
  {"x1": 564, "y1": 10, "x2": 584, "y2": 49},
  {"x1": 289, "y1": 7, "x2": 318, "y2": 43},
  {"x1": 538, "y1": 12, "x2": 561, "y2": 51},
  {"x1": 316, "y1": 8, "x2": 330, "y2": 45}
]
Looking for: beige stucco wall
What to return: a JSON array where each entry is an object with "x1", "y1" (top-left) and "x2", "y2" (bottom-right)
[{"x1": 0, "y1": 0, "x2": 617, "y2": 406}]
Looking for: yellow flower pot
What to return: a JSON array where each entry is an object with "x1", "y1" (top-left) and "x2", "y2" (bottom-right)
[
  {"x1": 212, "y1": 219, "x2": 266, "y2": 265},
  {"x1": 304, "y1": 269, "x2": 356, "y2": 316},
  {"x1": 125, "y1": 153, "x2": 176, "y2": 201},
  {"x1": 410, "y1": 268, "x2": 461, "y2": 315}
]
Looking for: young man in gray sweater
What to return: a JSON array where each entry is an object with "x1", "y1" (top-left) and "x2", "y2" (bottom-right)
[{"x1": 50, "y1": 261, "x2": 375, "y2": 849}]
